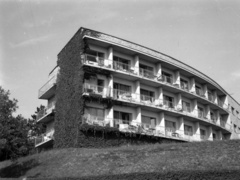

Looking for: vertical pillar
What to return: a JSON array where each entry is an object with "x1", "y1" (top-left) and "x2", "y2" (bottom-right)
[
  {"x1": 194, "y1": 122, "x2": 200, "y2": 141},
  {"x1": 192, "y1": 99, "x2": 198, "y2": 117},
  {"x1": 108, "y1": 107, "x2": 114, "y2": 127},
  {"x1": 156, "y1": 63, "x2": 162, "y2": 78},
  {"x1": 108, "y1": 47, "x2": 113, "y2": 67},
  {"x1": 108, "y1": 75, "x2": 113, "y2": 98},
  {"x1": 208, "y1": 126, "x2": 213, "y2": 141},
  {"x1": 190, "y1": 77, "x2": 196, "y2": 93},
  {"x1": 205, "y1": 105, "x2": 210, "y2": 119},
  {"x1": 157, "y1": 112, "x2": 165, "y2": 133},
  {"x1": 157, "y1": 87, "x2": 163, "y2": 106},
  {"x1": 217, "y1": 130, "x2": 223, "y2": 140},
  {"x1": 178, "y1": 117, "x2": 184, "y2": 134},
  {"x1": 135, "y1": 80, "x2": 140, "y2": 102},
  {"x1": 176, "y1": 93, "x2": 182, "y2": 110},
  {"x1": 135, "y1": 107, "x2": 141, "y2": 125},
  {"x1": 213, "y1": 90, "x2": 218, "y2": 104},
  {"x1": 216, "y1": 110, "x2": 220, "y2": 125},
  {"x1": 203, "y1": 84, "x2": 208, "y2": 99},
  {"x1": 174, "y1": 71, "x2": 180, "y2": 85},
  {"x1": 133, "y1": 55, "x2": 139, "y2": 75}
]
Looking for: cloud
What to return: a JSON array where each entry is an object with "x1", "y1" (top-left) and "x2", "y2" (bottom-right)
[
  {"x1": 231, "y1": 71, "x2": 240, "y2": 78},
  {"x1": 9, "y1": 34, "x2": 54, "y2": 48}
]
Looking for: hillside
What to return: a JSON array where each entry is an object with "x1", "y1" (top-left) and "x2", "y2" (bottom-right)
[{"x1": 1, "y1": 140, "x2": 240, "y2": 179}]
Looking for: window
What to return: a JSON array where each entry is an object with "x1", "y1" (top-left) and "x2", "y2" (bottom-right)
[
  {"x1": 180, "y1": 78, "x2": 189, "y2": 91},
  {"x1": 232, "y1": 107, "x2": 235, "y2": 115},
  {"x1": 195, "y1": 85, "x2": 203, "y2": 96},
  {"x1": 139, "y1": 64, "x2": 154, "y2": 77},
  {"x1": 208, "y1": 91, "x2": 213, "y2": 102},
  {"x1": 198, "y1": 106, "x2": 204, "y2": 118},
  {"x1": 200, "y1": 129, "x2": 206, "y2": 139},
  {"x1": 140, "y1": 89, "x2": 154, "y2": 102},
  {"x1": 184, "y1": 125, "x2": 193, "y2": 136},
  {"x1": 163, "y1": 95, "x2": 174, "y2": 108},
  {"x1": 165, "y1": 120, "x2": 176, "y2": 132},
  {"x1": 212, "y1": 133, "x2": 216, "y2": 140},
  {"x1": 86, "y1": 107, "x2": 104, "y2": 121},
  {"x1": 162, "y1": 71, "x2": 173, "y2": 84},
  {"x1": 113, "y1": 83, "x2": 131, "y2": 98},
  {"x1": 97, "y1": 79, "x2": 104, "y2": 93},
  {"x1": 210, "y1": 111, "x2": 216, "y2": 121},
  {"x1": 114, "y1": 111, "x2": 131, "y2": 124},
  {"x1": 113, "y1": 56, "x2": 130, "y2": 71},
  {"x1": 182, "y1": 101, "x2": 191, "y2": 112},
  {"x1": 86, "y1": 50, "x2": 104, "y2": 62},
  {"x1": 142, "y1": 116, "x2": 156, "y2": 128}
]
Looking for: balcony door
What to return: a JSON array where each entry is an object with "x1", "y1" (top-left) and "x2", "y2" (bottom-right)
[
  {"x1": 139, "y1": 64, "x2": 154, "y2": 78},
  {"x1": 162, "y1": 71, "x2": 172, "y2": 84},
  {"x1": 85, "y1": 107, "x2": 104, "y2": 121},
  {"x1": 140, "y1": 89, "x2": 154, "y2": 102},
  {"x1": 86, "y1": 50, "x2": 104, "y2": 63},
  {"x1": 163, "y1": 95, "x2": 174, "y2": 108},
  {"x1": 198, "y1": 106, "x2": 204, "y2": 118},
  {"x1": 113, "y1": 83, "x2": 131, "y2": 98},
  {"x1": 113, "y1": 56, "x2": 130, "y2": 71},
  {"x1": 142, "y1": 116, "x2": 156, "y2": 128},
  {"x1": 182, "y1": 101, "x2": 191, "y2": 112},
  {"x1": 114, "y1": 111, "x2": 131, "y2": 124},
  {"x1": 184, "y1": 125, "x2": 193, "y2": 136},
  {"x1": 165, "y1": 120, "x2": 176, "y2": 132},
  {"x1": 180, "y1": 78, "x2": 189, "y2": 91}
]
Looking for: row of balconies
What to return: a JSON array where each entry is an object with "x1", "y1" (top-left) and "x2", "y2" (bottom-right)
[
  {"x1": 82, "y1": 54, "x2": 229, "y2": 112},
  {"x1": 82, "y1": 83, "x2": 232, "y2": 132},
  {"x1": 82, "y1": 114, "x2": 224, "y2": 142}
]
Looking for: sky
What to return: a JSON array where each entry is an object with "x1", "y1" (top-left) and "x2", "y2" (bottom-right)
[{"x1": 1, "y1": 0, "x2": 240, "y2": 119}]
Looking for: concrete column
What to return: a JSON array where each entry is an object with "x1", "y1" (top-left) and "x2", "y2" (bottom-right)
[
  {"x1": 108, "y1": 107, "x2": 114, "y2": 127},
  {"x1": 134, "y1": 55, "x2": 139, "y2": 75},
  {"x1": 135, "y1": 107, "x2": 141, "y2": 125},
  {"x1": 157, "y1": 112, "x2": 165, "y2": 133},
  {"x1": 174, "y1": 71, "x2": 180, "y2": 85},
  {"x1": 216, "y1": 110, "x2": 220, "y2": 125},
  {"x1": 107, "y1": 47, "x2": 113, "y2": 68},
  {"x1": 178, "y1": 117, "x2": 184, "y2": 138},
  {"x1": 156, "y1": 63, "x2": 162, "y2": 78},
  {"x1": 135, "y1": 80, "x2": 140, "y2": 102},
  {"x1": 192, "y1": 99, "x2": 198, "y2": 117},
  {"x1": 205, "y1": 105, "x2": 210, "y2": 119},
  {"x1": 157, "y1": 87, "x2": 163, "y2": 105},
  {"x1": 190, "y1": 77, "x2": 196, "y2": 93},
  {"x1": 176, "y1": 93, "x2": 182, "y2": 110},
  {"x1": 108, "y1": 75, "x2": 113, "y2": 98},
  {"x1": 203, "y1": 84, "x2": 208, "y2": 99},
  {"x1": 213, "y1": 90, "x2": 218, "y2": 104},
  {"x1": 208, "y1": 126, "x2": 213, "y2": 141},
  {"x1": 194, "y1": 122, "x2": 200, "y2": 141},
  {"x1": 217, "y1": 130, "x2": 223, "y2": 140}
]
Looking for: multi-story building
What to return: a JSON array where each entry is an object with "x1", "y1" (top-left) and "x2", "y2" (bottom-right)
[{"x1": 35, "y1": 27, "x2": 240, "y2": 149}]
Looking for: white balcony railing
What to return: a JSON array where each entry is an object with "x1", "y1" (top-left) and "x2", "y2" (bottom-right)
[
  {"x1": 82, "y1": 115, "x2": 220, "y2": 142},
  {"x1": 82, "y1": 55, "x2": 229, "y2": 112},
  {"x1": 38, "y1": 75, "x2": 57, "y2": 98},
  {"x1": 35, "y1": 130, "x2": 54, "y2": 147}
]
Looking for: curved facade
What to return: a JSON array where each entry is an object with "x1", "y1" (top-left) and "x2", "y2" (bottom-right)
[{"x1": 36, "y1": 27, "x2": 240, "y2": 148}]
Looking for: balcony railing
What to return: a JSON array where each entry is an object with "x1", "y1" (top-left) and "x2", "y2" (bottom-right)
[
  {"x1": 163, "y1": 100, "x2": 174, "y2": 108},
  {"x1": 39, "y1": 75, "x2": 57, "y2": 98},
  {"x1": 180, "y1": 83, "x2": 189, "y2": 91},
  {"x1": 208, "y1": 94, "x2": 214, "y2": 102},
  {"x1": 139, "y1": 68, "x2": 156, "y2": 79},
  {"x1": 82, "y1": 55, "x2": 229, "y2": 112},
  {"x1": 35, "y1": 130, "x2": 54, "y2": 147},
  {"x1": 36, "y1": 103, "x2": 55, "y2": 122},
  {"x1": 83, "y1": 83, "x2": 110, "y2": 97},
  {"x1": 140, "y1": 94, "x2": 155, "y2": 105},
  {"x1": 82, "y1": 115, "x2": 219, "y2": 142}
]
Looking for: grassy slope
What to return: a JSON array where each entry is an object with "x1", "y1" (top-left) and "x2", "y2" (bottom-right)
[{"x1": 1, "y1": 140, "x2": 240, "y2": 179}]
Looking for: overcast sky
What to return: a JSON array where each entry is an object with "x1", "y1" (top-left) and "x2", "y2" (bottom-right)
[{"x1": 1, "y1": 0, "x2": 240, "y2": 118}]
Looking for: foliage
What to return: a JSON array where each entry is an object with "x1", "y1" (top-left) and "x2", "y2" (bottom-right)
[{"x1": 0, "y1": 86, "x2": 39, "y2": 161}]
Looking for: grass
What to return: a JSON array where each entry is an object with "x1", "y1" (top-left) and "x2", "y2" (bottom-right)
[{"x1": 1, "y1": 140, "x2": 240, "y2": 179}]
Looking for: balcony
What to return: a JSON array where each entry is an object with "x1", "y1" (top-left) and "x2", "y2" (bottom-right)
[
  {"x1": 35, "y1": 131, "x2": 54, "y2": 148},
  {"x1": 39, "y1": 75, "x2": 57, "y2": 99},
  {"x1": 36, "y1": 104, "x2": 55, "y2": 124},
  {"x1": 83, "y1": 83, "x2": 110, "y2": 98},
  {"x1": 82, "y1": 54, "x2": 229, "y2": 113},
  {"x1": 82, "y1": 115, "x2": 215, "y2": 142}
]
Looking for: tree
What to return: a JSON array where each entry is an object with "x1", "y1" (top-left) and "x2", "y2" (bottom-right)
[{"x1": 0, "y1": 86, "x2": 32, "y2": 161}]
